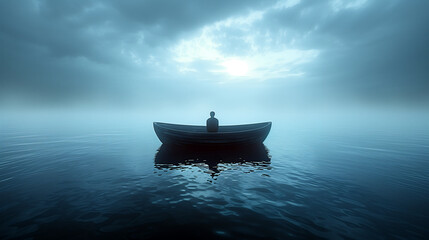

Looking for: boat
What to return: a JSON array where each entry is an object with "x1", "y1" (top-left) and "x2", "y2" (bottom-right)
[{"x1": 153, "y1": 122, "x2": 272, "y2": 146}]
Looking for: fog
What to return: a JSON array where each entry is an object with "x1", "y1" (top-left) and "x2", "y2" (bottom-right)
[{"x1": 1, "y1": 0, "x2": 428, "y2": 124}]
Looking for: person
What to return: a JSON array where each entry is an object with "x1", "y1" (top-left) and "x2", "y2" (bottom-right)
[{"x1": 206, "y1": 111, "x2": 219, "y2": 132}]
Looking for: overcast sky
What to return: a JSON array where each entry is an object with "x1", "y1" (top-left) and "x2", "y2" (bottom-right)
[{"x1": 0, "y1": 0, "x2": 428, "y2": 111}]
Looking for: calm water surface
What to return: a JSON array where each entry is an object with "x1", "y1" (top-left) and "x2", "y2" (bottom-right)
[{"x1": 0, "y1": 118, "x2": 428, "y2": 239}]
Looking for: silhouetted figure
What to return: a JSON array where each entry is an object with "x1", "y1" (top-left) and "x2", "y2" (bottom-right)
[{"x1": 206, "y1": 111, "x2": 219, "y2": 132}]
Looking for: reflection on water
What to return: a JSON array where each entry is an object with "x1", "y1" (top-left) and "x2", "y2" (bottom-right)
[
  {"x1": 1, "y1": 118, "x2": 428, "y2": 239},
  {"x1": 155, "y1": 144, "x2": 271, "y2": 177}
]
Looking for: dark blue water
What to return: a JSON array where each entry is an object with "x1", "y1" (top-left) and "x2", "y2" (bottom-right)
[{"x1": 1, "y1": 116, "x2": 428, "y2": 239}]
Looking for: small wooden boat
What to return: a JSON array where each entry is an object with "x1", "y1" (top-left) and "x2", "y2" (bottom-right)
[{"x1": 153, "y1": 122, "x2": 271, "y2": 146}]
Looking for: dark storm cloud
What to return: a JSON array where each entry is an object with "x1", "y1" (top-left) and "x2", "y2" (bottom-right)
[
  {"x1": 0, "y1": 0, "x2": 275, "y2": 106},
  {"x1": 107, "y1": 0, "x2": 274, "y2": 42},
  {"x1": 0, "y1": 0, "x2": 273, "y2": 60},
  {"x1": 0, "y1": 0, "x2": 428, "y2": 108},
  {"x1": 260, "y1": 0, "x2": 429, "y2": 102}
]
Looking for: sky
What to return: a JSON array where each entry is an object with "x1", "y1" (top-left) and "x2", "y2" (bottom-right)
[{"x1": 0, "y1": 0, "x2": 428, "y2": 114}]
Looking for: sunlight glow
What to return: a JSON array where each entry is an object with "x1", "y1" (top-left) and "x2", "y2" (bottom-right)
[
  {"x1": 171, "y1": 7, "x2": 319, "y2": 81},
  {"x1": 222, "y1": 59, "x2": 249, "y2": 76}
]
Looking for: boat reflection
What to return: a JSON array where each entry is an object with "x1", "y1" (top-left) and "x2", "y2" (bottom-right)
[{"x1": 154, "y1": 144, "x2": 271, "y2": 176}]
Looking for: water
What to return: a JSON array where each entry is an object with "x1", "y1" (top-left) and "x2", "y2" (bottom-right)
[{"x1": 0, "y1": 116, "x2": 428, "y2": 239}]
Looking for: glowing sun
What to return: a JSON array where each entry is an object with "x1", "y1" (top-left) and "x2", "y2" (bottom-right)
[{"x1": 222, "y1": 59, "x2": 249, "y2": 76}]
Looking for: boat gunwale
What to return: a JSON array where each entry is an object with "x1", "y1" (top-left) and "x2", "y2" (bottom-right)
[{"x1": 153, "y1": 121, "x2": 271, "y2": 134}]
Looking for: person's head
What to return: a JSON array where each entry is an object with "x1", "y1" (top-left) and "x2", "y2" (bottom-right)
[{"x1": 210, "y1": 111, "x2": 215, "y2": 118}]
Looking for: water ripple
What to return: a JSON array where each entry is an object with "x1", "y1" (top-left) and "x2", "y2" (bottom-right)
[{"x1": 0, "y1": 127, "x2": 428, "y2": 239}]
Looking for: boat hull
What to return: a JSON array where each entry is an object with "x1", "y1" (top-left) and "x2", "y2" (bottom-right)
[{"x1": 153, "y1": 122, "x2": 272, "y2": 146}]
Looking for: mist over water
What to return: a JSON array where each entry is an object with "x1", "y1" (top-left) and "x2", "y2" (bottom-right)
[
  {"x1": 1, "y1": 0, "x2": 429, "y2": 238},
  {"x1": 1, "y1": 109, "x2": 428, "y2": 239}
]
